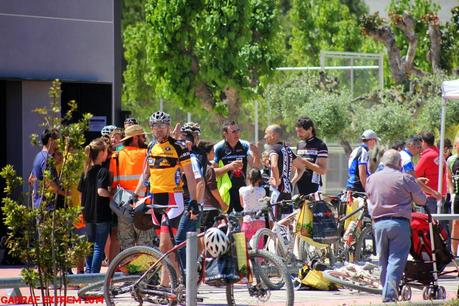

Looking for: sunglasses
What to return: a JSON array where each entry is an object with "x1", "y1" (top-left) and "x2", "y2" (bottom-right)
[
  {"x1": 151, "y1": 123, "x2": 169, "y2": 129},
  {"x1": 228, "y1": 128, "x2": 241, "y2": 134}
]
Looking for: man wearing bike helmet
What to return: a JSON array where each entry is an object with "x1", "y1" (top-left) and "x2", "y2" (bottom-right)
[{"x1": 135, "y1": 111, "x2": 198, "y2": 286}]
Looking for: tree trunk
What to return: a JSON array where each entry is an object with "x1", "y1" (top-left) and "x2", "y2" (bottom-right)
[
  {"x1": 340, "y1": 139, "x2": 353, "y2": 156},
  {"x1": 426, "y1": 13, "x2": 442, "y2": 72},
  {"x1": 392, "y1": 12, "x2": 418, "y2": 75},
  {"x1": 223, "y1": 87, "x2": 241, "y2": 121}
]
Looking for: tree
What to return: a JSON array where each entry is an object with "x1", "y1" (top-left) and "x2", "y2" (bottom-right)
[
  {"x1": 360, "y1": 1, "x2": 459, "y2": 85},
  {"x1": 128, "y1": 0, "x2": 282, "y2": 121},
  {"x1": 288, "y1": 0, "x2": 375, "y2": 66}
]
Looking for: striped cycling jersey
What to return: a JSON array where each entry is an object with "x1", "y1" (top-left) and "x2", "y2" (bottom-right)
[
  {"x1": 296, "y1": 137, "x2": 328, "y2": 195},
  {"x1": 147, "y1": 136, "x2": 191, "y2": 194},
  {"x1": 346, "y1": 144, "x2": 370, "y2": 192}
]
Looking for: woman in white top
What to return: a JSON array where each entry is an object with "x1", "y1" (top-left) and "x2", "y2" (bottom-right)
[{"x1": 239, "y1": 169, "x2": 266, "y2": 244}]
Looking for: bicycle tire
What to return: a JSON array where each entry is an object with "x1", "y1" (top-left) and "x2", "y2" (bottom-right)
[
  {"x1": 226, "y1": 249, "x2": 294, "y2": 306},
  {"x1": 251, "y1": 228, "x2": 287, "y2": 290},
  {"x1": 354, "y1": 225, "x2": 375, "y2": 262},
  {"x1": 78, "y1": 280, "x2": 105, "y2": 298},
  {"x1": 322, "y1": 269, "x2": 382, "y2": 294},
  {"x1": 252, "y1": 228, "x2": 285, "y2": 257},
  {"x1": 103, "y1": 246, "x2": 178, "y2": 306}
]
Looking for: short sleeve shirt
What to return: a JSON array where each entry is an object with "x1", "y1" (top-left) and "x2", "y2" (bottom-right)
[
  {"x1": 203, "y1": 165, "x2": 220, "y2": 210},
  {"x1": 346, "y1": 144, "x2": 370, "y2": 192},
  {"x1": 239, "y1": 186, "x2": 266, "y2": 222},
  {"x1": 400, "y1": 149, "x2": 415, "y2": 173},
  {"x1": 31, "y1": 151, "x2": 50, "y2": 208},
  {"x1": 78, "y1": 165, "x2": 112, "y2": 223},
  {"x1": 147, "y1": 136, "x2": 191, "y2": 194},
  {"x1": 296, "y1": 137, "x2": 328, "y2": 195},
  {"x1": 269, "y1": 142, "x2": 296, "y2": 194},
  {"x1": 214, "y1": 139, "x2": 251, "y2": 189}
]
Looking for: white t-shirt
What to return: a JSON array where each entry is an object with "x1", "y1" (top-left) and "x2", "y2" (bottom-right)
[{"x1": 239, "y1": 186, "x2": 266, "y2": 222}]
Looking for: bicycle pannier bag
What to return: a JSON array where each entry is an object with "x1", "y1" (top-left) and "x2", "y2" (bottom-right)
[
  {"x1": 204, "y1": 254, "x2": 240, "y2": 287},
  {"x1": 110, "y1": 186, "x2": 136, "y2": 223},
  {"x1": 310, "y1": 200, "x2": 339, "y2": 244},
  {"x1": 295, "y1": 200, "x2": 313, "y2": 238}
]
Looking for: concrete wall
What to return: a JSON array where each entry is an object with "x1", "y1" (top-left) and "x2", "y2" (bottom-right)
[
  {"x1": 0, "y1": 0, "x2": 114, "y2": 83},
  {"x1": 21, "y1": 81, "x2": 52, "y2": 181}
]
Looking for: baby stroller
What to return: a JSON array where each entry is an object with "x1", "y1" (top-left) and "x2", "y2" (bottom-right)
[{"x1": 399, "y1": 207, "x2": 459, "y2": 301}]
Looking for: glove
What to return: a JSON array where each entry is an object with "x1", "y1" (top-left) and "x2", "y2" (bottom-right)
[{"x1": 188, "y1": 200, "x2": 200, "y2": 215}]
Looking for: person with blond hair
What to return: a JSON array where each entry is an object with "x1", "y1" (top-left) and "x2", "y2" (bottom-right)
[{"x1": 78, "y1": 138, "x2": 111, "y2": 273}]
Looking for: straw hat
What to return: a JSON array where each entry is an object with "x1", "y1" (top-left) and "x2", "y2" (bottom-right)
[{"x1": 120, "y1": 124, "x2": 146, "y2": 142}]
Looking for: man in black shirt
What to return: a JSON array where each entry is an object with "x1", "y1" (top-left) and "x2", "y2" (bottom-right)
[
  {"x1": 292, "y1": 117, "x2": 328, "y2": 195},
  {"x1": 214, "y1": 121, "x2": 260, "y2": 212},
  {"x1": 264, "y1": 124, "x2": 302, "y2": 219}
]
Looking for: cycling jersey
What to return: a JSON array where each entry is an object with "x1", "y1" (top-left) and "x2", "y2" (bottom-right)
[
  {"x1": 214, "y1": 139, "x2": 252, "y2": 212},
  {"x1": 400, "y1": 148, "x2": 414, "y2": 173},
  {"x1": 296, "y1": 137, "x2": 328, "y2": 195},
  {"x1": 346, "y1": 144, "x2": 370, "y2": 192},
  {"x1": 448, "y1": 154, "x2": 459, "y2": 194},
  {"x1": 214, "y1": 139, "x2": 251, "y2": 185},
  {"x1": 269, "y1": 142, "x2": 296, "y2": 194},
  {"x1": 147, "y1": 136, "x2": 191, "y2": 194}
]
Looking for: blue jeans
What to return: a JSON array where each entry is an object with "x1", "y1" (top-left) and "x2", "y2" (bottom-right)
[
  {"x1": 175, "y1": 210, "x2": 199, "y2": 270},
  {"x1": 374, "y1": 219, "x2": 410, "y2": 302},
  {"x1": 85, "y1": 222, "x2": 110, "y2": 273}
]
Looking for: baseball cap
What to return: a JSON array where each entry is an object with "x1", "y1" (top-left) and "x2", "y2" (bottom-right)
[{"x1": 361, "y1": 129, "x2": 381, "y2": 142}]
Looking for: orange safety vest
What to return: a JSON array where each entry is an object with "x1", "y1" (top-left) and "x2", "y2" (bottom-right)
[{"x1": 110, "y1": 146, "x2": 147, "y2": 191}]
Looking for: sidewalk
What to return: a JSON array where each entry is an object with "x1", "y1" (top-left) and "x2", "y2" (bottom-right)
[{"x1": 0, "y1": 266, "x2": 457, "y2": 305}]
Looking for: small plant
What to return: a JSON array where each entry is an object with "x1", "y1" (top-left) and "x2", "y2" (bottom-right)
[{"x1": 1, "y1": 79, "x2": 92, "y2": 305}]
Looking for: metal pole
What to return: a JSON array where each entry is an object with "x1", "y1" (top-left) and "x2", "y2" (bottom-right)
[
  {"x1": 437, "y1": 98, "x2": 447, "y2": 214},
  {"x1": 350, "y1": 58, "x2": 354, "y2": 97},
  {"x1": 254, "y1": 100, "x2": 259, "y2": 144},
  {"x1": 378, "y1": 54, "x2": 384, "y2": 90},
  {"x1": 186, "y1": 232, "x2": 198, "y2": 306},
  {"x1": 320, "y1": 51, "x2": 325, "y2": 70},
  {"x1": 187, "y1": 112, "x2": 191, "y2": 122},
  {"x1": 160, "y1": 98, "x2": 164, "y2": 112}
]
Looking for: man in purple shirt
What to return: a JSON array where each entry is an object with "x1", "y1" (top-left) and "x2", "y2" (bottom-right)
[{"x1": 366, "y1": 149, "x2": 426, "y2": 302}]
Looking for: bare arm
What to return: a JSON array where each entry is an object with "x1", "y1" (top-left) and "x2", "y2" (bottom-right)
[
  {"x1": 135, "y1": 164, "x2": 149, "y2": 196},
  {"x1": 298, "y1": 157, "x2": 328, "y2": 175},
  {"x1": 270, "y1": 153, "x2": 280, "y2": 187},
  {"x1": 195, "y1": 178, "x2": 205, "y2": 203},
  {"x1": 358, "y1": 165, "x2": 367, "y2": 190},
  {"x1": 183, "y1": 163, "x2": 197, "y2": 201},
  {"x1": 248, "y1": 144, "x2": 261, "y2": 169},
  {"x1": 97, "y1": 188, "x2": 111, "y2": 197}
]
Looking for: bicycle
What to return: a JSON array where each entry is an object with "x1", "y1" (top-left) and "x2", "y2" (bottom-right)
[
  {"x1": 100, "y1": 202, "x2": 294, "y2": 305},
  {"x1": 250, "y1": 197, "x2": 311, "y2": 281}
]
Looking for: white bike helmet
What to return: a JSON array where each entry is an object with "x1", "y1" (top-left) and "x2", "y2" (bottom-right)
[
  {"x1": 149, "y1": 111, "x2": 171, "y2": 126},
  {"x1": 181, "y1": 122, "x2": 201, "y2": 135},
  {"x1": 101, "y1": 125, "x2": 117, "y2": 137},
  {"x1": 204, "y1": 227, "x2": 229, "y2": 258}
]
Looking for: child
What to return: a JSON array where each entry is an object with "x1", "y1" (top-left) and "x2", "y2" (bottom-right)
[
  {"x1": 78, "y1": 138, "x2": 112, "y2": 273},
  {"x1": 239, "y1": 169, "x2": 266, "y2": 243}
]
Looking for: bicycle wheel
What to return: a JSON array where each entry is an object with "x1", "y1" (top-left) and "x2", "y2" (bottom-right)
[
  {"x1": 78, "y1": 280, "x2": 105, "y2": 298},
  {"x1": 322, "y1": 269, "x2": 382, "y2": 294},
  {"x1": 252, "y1": 228, "x2": 284, "y2": 256},
  {"x1": 226, "y1": 249, "x2": 294, "y2": 306},
  {"x1": 104, "y1": 246, "x2": 179, "y2": 306},
  {"x1": 251, "y1": 229, "x2": 286, "y2": 290},
  {"x1": 354, "y1": 225, "x2": 375, "y2": 263}
]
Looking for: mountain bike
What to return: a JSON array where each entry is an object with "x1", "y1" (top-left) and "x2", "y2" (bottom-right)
[{"x1": 100, "y1": 202, "x2": 294, "y2": 305}]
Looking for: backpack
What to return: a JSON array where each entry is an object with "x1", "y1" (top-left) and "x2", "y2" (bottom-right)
[{"x1": 410, "y1": 212, "x2": 452, "y2": 266}]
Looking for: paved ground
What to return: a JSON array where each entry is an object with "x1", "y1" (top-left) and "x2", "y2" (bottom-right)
[{"x1": 0, "y1": 265, "x2": 457, "y2": 305}]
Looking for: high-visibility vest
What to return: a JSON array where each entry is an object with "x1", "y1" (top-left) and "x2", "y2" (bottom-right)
[{"x1": 110, "y1": 146, "x2": 147, "y2": 191}]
